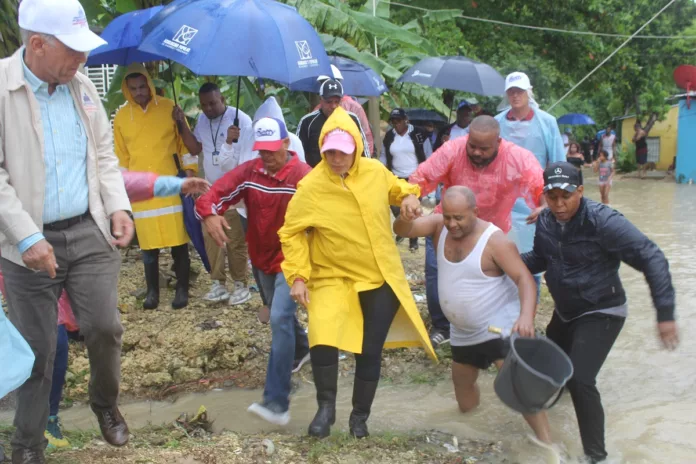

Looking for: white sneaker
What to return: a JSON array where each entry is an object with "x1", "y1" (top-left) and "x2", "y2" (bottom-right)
[
  {"x1": 247, "y1": 402, "x2": 290, "y2": 426},
  {"x1": 228, "y1": 281, "x2": 252, "y2": 305},
  {"x1": 203, "y1": 281, "x2": 230, "y2": 302}
]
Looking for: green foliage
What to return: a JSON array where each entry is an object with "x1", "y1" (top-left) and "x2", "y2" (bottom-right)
[{"x1": 616, "y1": 144, "x2": 637, "y2": 173}]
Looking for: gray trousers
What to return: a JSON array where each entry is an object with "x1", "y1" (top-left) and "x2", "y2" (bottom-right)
[{"x1": 1, "y1": 217, "x2": 123, "y2": 451}]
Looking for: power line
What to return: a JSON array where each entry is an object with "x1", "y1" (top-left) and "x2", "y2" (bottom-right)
[
  {"x1": 387, "y1": 1, "x2": 696, "y2": 40},
  {"x1": 548, "y1": 0, "x2": 679, "y2": 111}
]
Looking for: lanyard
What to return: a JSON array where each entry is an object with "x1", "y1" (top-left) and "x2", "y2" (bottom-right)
[{"x1": 210, "y1": 107, "x2": 228, "y2": 151}]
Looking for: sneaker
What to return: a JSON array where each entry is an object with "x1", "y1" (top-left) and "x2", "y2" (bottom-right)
[
  {"x1": 292, "y1": 352, "x2": 311, "y2": 373},
  {"x1": 247, "y1": 402, "x2": 290, "y2": 426},
  {"x1": 430, "y1": 329, "x2": 450, "y2": 347},
  {"x1": 45, "y1": 416, "x2": 70, "y2": 450},
  {"x1": 203, "y1": 281, "x2": 230, "y2": 302},
  {"x1": 228, "y1": 281, "x2": 252, "y2": 306}
]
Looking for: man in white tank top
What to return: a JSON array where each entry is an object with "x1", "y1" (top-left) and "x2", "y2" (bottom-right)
[{"x1": 394, "y1": 186, "x2": 555, "y2": 449}]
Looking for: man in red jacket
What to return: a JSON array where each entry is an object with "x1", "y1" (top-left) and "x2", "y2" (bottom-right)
[{"x1": 196, "y1": 117, "x2": 311, "y2": 426}]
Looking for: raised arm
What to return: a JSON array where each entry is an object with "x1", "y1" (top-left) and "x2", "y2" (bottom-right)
[
  {"x1": 394, "y1": 213, "x2": 442, "y2": 239},
  {"x1": 174, "y1": 107, "x2": 203, "y2": 156}
]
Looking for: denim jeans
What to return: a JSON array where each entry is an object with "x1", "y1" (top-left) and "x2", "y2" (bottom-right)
[
  {"x1": 49, "y1": 325, "x2": 69, "y2": 417},
  {"x1": 254, "y1": 268, "x2": 310, "y2": 411},
  {"x1": 425, "y1": 236, "x2": 449, "y2": 333}
]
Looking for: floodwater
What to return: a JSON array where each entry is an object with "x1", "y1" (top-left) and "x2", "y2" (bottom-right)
[{"x1": 3, "y1": 176, "x2": 695, "y2": 463}]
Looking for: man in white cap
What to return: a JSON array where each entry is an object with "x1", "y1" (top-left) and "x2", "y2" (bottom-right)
[
  {"x1": 0, "y1": 0, "x2": 133, "y2": 462},
  {"x1": 196, "y1": 117, "x2": 311, "y2": 426},
  {"x1": 495, "y1": 72, "x2": 565, "y2": 307}
]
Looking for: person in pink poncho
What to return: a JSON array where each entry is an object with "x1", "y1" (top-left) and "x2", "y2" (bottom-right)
[{"x1": 0, "y1": 171, "x2": 208, "y2": 450}]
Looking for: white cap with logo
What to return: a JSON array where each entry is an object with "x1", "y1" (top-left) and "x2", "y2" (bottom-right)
[
  {"x1": 505, "y1": 72, "x2": 533, "y2": 92},
  {"x1": 18, "y1": 0, "x2": 107, "y2": 52}
]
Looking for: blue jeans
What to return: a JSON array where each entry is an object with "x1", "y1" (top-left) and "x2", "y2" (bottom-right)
[
  {"x1": 255, "y1": 269, "x2": 309, "y2": 411},
  {"x1": 425, "y1": 236, "x2": 449, "y2": 333},
  {"x1": 50, "y1": 325, "x2": 68, "y2": 417}
]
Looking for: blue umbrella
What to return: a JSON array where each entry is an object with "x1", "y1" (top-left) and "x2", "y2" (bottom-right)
[
  {"x1": 138, "y1": 0, "x2": 331, "y2": 84},
  {"x1": 397, "y1": 56, "x2": 505, "y2": 96},
  {"x1": 557, "y1": 113, "x2": 596, "y2": 125},
  {"x1": 173, "y1": 156, "x2": 210, "y2": 273},
  {"x1": 86, "y1": 6, "x2": 165, "y2": 66},
  {"x1": 289, "y1": 56, "x2": 387, "y2": 96}
]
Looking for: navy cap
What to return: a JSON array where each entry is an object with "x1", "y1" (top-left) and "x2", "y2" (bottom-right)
[
  {"x1": 543, "y1": 162, "x2": 583, "y2": 192},
  {"x1": 390, "y1": 108, "x2": 407, "y2": 120}
]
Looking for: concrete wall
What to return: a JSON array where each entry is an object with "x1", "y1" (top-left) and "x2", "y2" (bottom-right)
[{"x1": 621, "y1": 105, "x2": 679, "y2": 170}]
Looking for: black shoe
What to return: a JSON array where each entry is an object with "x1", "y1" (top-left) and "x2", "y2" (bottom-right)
[
  {"x1": 308, "y1": 363, "x2": 338, "y2": 438},
  {"x1": 171, "y1": 249, "x2": 190, "y2": 309},
  {"x1": 349, "y1": 377, "x2": 379, "y2": 439},
  {"x1": 11, "y1": 449, "x2": 45, "y2": 464},
  {"x1": 395, "y1": 235, "x2": 405, "y2": 244},
  {"x1": 142, "y1": 260, "x2": 159, "y2": 310},
  {"x1": 409, "y1": 238, "x2": 419, "y2": 251},
  {"x1": 429, "y1": 329, "x2": 450, "y2": 347},
  {"x1": 91, "y1": 404, "x2": 130, "y2": 447}
]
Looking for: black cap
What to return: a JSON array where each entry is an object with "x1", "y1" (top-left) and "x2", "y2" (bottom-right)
[
  {"x1": 320, "y1": 79, "x2": 343, "y2": 99},
  {"x1": 390, "y1": 108, "x2": 407, "y2": 120},
  {"x1": 543, "y1": 162, "x2": 583, "y2": 192}
]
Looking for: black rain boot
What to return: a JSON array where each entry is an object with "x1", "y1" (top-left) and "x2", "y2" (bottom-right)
[
  {"x1": 171, "y1": 246, "x2": 190, "y2": 309},
  {"x1": 349, "y1": 377, "x2": 379, "y2": 439},
  {"x1": 142, "y1": 256, "x2": 160, "y2": 310},
  {"x1": 308, "y1": 363, "x2": 338, "y2": 438}
]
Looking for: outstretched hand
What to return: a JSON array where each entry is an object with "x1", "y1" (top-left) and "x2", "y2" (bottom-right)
[
  {"x1": 658, "y1": 321, "x2": 679, "y2": 351},
  {"x1": 181, "y1": 177, "x2": 211, "y2": 196},
  {"x1": 400, "y1": 195, "x2": 423, "y2": 222}
]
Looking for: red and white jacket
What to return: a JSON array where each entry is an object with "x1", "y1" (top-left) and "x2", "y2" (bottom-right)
[{"x1": 195, "y1": 153, "x2": 311, "y2": 275}]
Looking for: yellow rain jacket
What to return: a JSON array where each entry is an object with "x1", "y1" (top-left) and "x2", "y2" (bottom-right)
[
  {"x1": 113, "y1": 63, "x2": 197, "y2": 250},
  {"x1": 279, "y1": 108, "x2": 436, "y2": 361}
]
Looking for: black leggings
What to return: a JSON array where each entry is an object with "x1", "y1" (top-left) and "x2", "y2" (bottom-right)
[
  {"x1": 310, "y1": 283, "x2": 400, "y2": 381},
  {"x1": 142, "y1": 244, "x2": 189, "y2": 264}
]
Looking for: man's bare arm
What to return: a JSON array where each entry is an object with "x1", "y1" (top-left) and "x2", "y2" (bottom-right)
[
  {"x1": 489, "y1": 233, "x2": 537, "y2": 336},
  {"x1": 393, "y1": 213, "x2": 442, "y2": 239}
]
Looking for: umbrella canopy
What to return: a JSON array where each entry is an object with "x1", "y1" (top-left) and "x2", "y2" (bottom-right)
[
  {"x1": 557, "y1": 113, "x2": 596, "y2": 125},
  {"x1": 86, "y1": 6, "x2": 165, "y2": 66},
  {"x1": 404, "y1": 108, "x2": 448, "y2": 124},
  {"x1": 138, "y1": 0, "x2": 332, "y2": 85},
  {"x1": 397, "y1": 56, "x2": 505, "y2": 96},
  {"x1": 289, "y1": 56, "x2": 387, "y2": 96}
]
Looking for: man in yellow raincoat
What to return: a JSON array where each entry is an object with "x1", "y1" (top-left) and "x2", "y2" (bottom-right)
[
  {"x1": 279, "y1": 107, "x2": 436, "y2": 440},
  {"x1": 114, "y1": 63, "x2": 197, "y2": 310}
]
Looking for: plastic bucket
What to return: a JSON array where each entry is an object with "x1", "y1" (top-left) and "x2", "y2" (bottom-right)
[{"x1": 494, "y1": 335, "x2": 574, "y2": 414}]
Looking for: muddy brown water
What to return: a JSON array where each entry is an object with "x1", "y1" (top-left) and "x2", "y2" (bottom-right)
[{"x1": 2, "y1": 176, "x2": 695, "y2": 463}]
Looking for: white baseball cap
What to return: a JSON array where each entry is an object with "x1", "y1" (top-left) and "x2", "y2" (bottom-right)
[
  {"x1": 505, "y1": 72, "x2": 532, "y2": 91},
  {"x1": 18, "y1": 0, "x2": 107, "y2": 53},
  {"x1": 253, "y1": 117, "x2": 289, "y2": 152}
]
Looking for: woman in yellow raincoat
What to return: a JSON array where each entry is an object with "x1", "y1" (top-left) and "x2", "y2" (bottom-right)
[
  {"x1": 113, "y1": 63, "x2": 198, "y2": 309},
  {"x1": 279, "y1": 107, "x2": 436, "y2": 439}
]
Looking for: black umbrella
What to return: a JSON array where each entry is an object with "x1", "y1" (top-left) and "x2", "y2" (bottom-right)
[
  {"x1": 397, "y1": 56, "x2": 505, "y2": 97},
  {"x1": 404, "y1": 108, "x2": 448, "y2": 124}
]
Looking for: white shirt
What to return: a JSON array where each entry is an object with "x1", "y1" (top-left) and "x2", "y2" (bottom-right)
[
  {"x1": 562, "y1": 133, "x2": 570, "y2": 154},
  {"x1": 601, "y1": 134, "x2": 616, "y2": 158},
  {"x1": 449, "y1": 124, "x2": 469, "y2": 141},
  {"x1": 193, "y1": 106, "x2": 253, "y2": 184}
]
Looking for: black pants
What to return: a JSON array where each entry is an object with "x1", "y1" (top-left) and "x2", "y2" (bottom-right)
[
  {"x1": 390, "y1": 205, "x2": 418, "y2": 249},
  {"x1": 141, "y1": 243, "x2": 189, "y2": 264},
  {"x1": 546, "y1": 312, "x2": 625, "y2": 463},
  {"x1": 311, "y1": 283, "x2": 400, "y2": 381}
]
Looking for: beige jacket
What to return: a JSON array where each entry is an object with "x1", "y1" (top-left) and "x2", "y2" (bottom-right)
[{"x1": 0, "y1": 49, "x2": 131, "y2": 267}]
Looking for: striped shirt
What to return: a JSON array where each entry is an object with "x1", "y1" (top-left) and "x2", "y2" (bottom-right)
[{"x1": 22, "y1": 55, "x2": 88, "y2": 224}]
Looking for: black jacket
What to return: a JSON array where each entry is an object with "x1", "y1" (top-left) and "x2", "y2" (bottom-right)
[
  {"x1": 296, "y1": 109, "x2": 370, "y2": 168},
  {"x1": 383, "y1": 125, "x2": 427, "y2": 173},
  {"x1": 522, "y1": 198, "x2": 675, "y2": 322}
]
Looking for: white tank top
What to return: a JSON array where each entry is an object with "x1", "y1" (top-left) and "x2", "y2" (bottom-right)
[{"x1": 437, "y1": 223, "x2": 521, "y2": 346}]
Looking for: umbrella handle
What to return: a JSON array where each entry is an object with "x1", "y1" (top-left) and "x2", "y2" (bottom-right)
[{"x1": 232, "y1": 77, "x2": 242, "y2": 143}]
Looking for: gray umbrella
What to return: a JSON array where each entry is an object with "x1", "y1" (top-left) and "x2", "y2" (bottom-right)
[{"x1": 397, "y1": 56, "x2": 505, "y2": 96}]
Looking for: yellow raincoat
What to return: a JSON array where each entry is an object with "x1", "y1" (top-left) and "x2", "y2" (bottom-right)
[
  {"x1": 113, "y1": 63, "x2": 197, "y2": 250},
  {"x1": 279, "y1": 108, "x2": 436, "y2": 361}
]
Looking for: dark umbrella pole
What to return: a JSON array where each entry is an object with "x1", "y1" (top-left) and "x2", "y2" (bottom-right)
[
  {"x1": 232, "y1": 76, "x2": 242, "y2": 143},
  {"x1": 167, "y1": 59, "x2": 178, "y2": 105}
]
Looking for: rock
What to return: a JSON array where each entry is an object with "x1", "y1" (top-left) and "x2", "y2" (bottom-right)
[
  {"x1": 156, "y1": 332, "x2": 168, "y2": 346},
  {"x1": 262, "y1": 439, "x2": 275, "y2": 456},
  {"x1": 172, "y1": 367, "x2": 204, "y2": 384},
  {"x1": 141, "y1": 372, "x2": 172, "y2": 387},
  {"x1": 130, "y1": 288, "x2": 147, "y2": 299},
  {"x1": 139, "y1": 335, "x2": 152, "y2": 349}
]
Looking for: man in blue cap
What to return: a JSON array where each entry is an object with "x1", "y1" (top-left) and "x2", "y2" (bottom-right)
[{"x1": 434, "y1": 101, "x2": 473, "y2": 150}]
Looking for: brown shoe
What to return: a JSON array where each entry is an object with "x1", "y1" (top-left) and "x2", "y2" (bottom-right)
[
  {"x1": 91, "y1": 405, "x2": 130, "y2": 447},
  {"x1": 11, "y1": 449, "x2": 45, "y2": 464}
]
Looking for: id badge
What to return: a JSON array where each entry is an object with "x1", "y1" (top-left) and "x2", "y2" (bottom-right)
[{"x1": 212, "y1": 150, "x2": 220, "y2": 166}]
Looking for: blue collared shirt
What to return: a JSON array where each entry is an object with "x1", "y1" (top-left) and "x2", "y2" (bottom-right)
[{"x1": 17, "y1": 52, "x2": 89, "y2": 254}]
